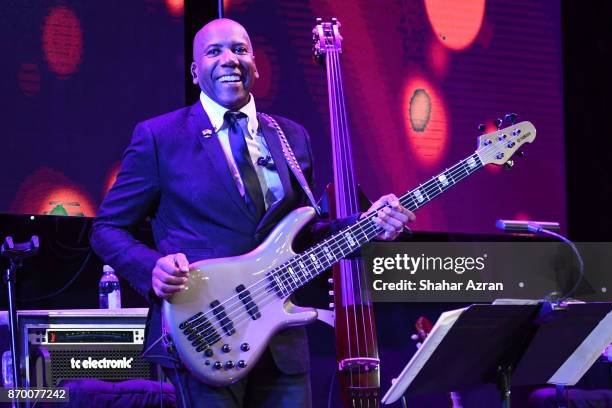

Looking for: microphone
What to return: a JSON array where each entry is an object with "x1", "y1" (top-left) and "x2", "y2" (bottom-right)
[
  {"x1": 256, "y1": 155, "x2": 275, "y2": 170},
  {"x1": 495, "y1": 219, "x2": 560, "y2": 233}
]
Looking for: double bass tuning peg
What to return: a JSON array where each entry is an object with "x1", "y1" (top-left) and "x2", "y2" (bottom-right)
[
  {"x1": 494, "y1": 118, "x2": 503, "y2": 130},
  {"x1": 477, "y1": 124, "x2": 486, "y2": 134}
]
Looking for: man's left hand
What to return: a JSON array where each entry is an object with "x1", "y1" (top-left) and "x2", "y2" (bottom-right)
[{"x1": 360, "y1": 194, "x2": 416, "y2": 241}]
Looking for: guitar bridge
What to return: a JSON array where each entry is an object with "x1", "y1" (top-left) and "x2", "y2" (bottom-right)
[{"x1": 338, "y1": 357, "x2": 380, "y2": 372}]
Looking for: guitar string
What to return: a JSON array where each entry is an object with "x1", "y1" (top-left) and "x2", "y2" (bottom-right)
[
  {"x1": 192, "y1": 149, "x2": 486, "y2": 344},
  {"x1": 327, "y1": 47, "x2": 356, "y2": 373},
  {"x1": 188, "y1": 134, "x2": 516, "y2": 342},
  {"x1": 187, "y1": 131, "x2": 522, "y2": 345},
  {"x1": 330, "y1": 48, "x2": 363, "y2": 376},
  {"x1": 332, "y1": 46, "x2": 377, "y2": 383},
  {"x1": 195, "y1": 147, "x2": 487, "y2": 337}
]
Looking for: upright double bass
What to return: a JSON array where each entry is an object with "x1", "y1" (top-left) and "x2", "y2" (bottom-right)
[{"x1": 313, "y1": 19, "x2": 381, "y2": 407}]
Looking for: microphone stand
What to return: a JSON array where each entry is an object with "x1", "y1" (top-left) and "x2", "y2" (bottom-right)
[
  {"x1": 1, "y1": 236, "x2": 39, "y2": 396},
  {"x1": 525, "y1": 223, "x2": 585, "y2": 304}
]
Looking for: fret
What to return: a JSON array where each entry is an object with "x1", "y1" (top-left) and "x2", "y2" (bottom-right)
[
  {"x1": 273, "y1": 147, "x2": 490, "y2": 296},
  {"x1": 413, "y1": 188, "x2": 426, "y2": 204},
  {"x1": 308, "y1": 253, "x2": 320, "y2": 271},
  {"x1": 437, "y1": 173, "x2": 450, "y2": 189},
  {"x1": 344, "y1": 231, "x2": 357, "y2": 248},
  {"x1": 322, "y1": 244, "x2": 335, "y2": 262},
  {"x1": 272, "y1": 270, "x2": 288, "y2": 296},
  {"x1": 285, "y1": 266, "x2": 299, "y2": 289},
  {"x1": 466, "y1": 156, "x2": 478, "y2": 170},
  {"x1": 287, "y1": 266, "x2": 300, "y2": 284}
]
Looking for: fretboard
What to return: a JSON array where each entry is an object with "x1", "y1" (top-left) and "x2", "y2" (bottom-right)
[{"x1": 267, "y1": 153, "x2": 484, "y2": 297}]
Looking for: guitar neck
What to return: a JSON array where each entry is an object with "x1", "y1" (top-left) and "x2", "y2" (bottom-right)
[{"x1": 267, "y1": 152, "x2": 484, "y2": 296}]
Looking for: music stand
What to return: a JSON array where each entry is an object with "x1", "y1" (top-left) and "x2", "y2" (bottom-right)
[{"x1": 381, "y1": 302, "x2": 612, "y2": 407}]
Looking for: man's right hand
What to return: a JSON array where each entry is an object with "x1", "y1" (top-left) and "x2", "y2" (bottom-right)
[{"x1": 152, "y1": 253, "x2": 190, "y2": 299}]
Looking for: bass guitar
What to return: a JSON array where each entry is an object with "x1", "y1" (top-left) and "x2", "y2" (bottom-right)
[{"x1": 162, "y1": 119, "x2": 536, "y2": 386}]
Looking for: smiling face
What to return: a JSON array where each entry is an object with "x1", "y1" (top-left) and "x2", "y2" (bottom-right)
[{"x1": 191, "y1": 19, "x2": 259, "y2": 110}]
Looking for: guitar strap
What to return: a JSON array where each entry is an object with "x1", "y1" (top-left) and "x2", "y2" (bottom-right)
[{"x1": 258, "y1": 112, "x2": 321, "y2": 216}]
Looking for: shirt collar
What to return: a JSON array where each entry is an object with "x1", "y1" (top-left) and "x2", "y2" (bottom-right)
[{"x1": 199, "y1": 91, "x2": 259, "y2": 137}]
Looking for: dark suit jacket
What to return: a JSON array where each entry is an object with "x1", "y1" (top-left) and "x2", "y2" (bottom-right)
[{"x1": 90, "y1": 101, "x2": 355, "y2": 374}]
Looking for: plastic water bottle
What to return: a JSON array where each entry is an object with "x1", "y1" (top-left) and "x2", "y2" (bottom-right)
[
  {"x1": 2, "y1": 350, "x2": 13, "y2": 388},
  {"x1": 99, "y1": 265, "x2": 121, "y2": 309}
]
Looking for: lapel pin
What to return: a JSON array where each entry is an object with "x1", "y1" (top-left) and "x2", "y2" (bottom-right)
[{"x1": 201, "y1": 129, "x2": 213, "y2": 138}]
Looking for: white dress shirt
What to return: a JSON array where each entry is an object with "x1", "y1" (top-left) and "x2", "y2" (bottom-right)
[{"x1": 199, "y1": 91, "x2": 284, "y2": 209}]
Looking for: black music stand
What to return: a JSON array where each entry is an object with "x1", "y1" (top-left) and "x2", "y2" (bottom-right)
[{"x1": 381, "y1": 302, "x2": 612, "y2": 407}]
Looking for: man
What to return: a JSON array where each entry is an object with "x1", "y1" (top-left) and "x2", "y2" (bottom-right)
[{"x1": 90, "y1": 18, "x2": 414, "y2": 407}]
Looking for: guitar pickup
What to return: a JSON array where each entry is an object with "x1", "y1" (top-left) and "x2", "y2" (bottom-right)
[
  {"x1": 186, "y1": 319, "x2": 213, "y2": 341},
  {"x1": 236, "y1": 284, "x2": 261, "y2": 320},
  {"x1": 179, "y1": 312, "x2": 205, "y2": 331},
  {"x1": 182, "y1": 315, "x2": 222, "y2": 351},
  {"x1": 210, "y1": 300, "x2": 236, "y2": 336},
  {"x1": 183, "y1": 315, "x2": 211, "y2": 336}
]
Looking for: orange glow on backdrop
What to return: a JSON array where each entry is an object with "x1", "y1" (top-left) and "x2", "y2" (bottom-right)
[
  {"x1": 427, "y1": 39, "x2": 450, "y2": 78},
  {"x1": 403, "y1": 75, "x2": 448, "y2": 167},
  {"x1": 42, "y1": 6, "x2": 83, "y2": 78},
  {"x1": 10, "y1": 167, "x2": 95, "y2": 217},
  {"x1": 165, "y1": 0, "x2": 184, "y2": 17},
  {"x1": 103, "y1": 162, "x2": 121, "y2": 197},
  {"x1": 424, "y1": 0, "x2": 486, "y2": 51},
  {"x1": 513, "y1": 211, "x2": 531, "y2": 221}
]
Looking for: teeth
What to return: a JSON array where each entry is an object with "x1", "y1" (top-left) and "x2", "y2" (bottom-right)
[{"x1": 218, "y1": 75, "x2": 241, "y2": 82}]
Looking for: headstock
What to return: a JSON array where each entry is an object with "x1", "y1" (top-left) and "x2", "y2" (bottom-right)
[
  {"x1": 476, "y1": 114, "x2": 536, "y2": 167},
  {"x1": 312, "y1": 18, "x2": 343, "y2": 64}
]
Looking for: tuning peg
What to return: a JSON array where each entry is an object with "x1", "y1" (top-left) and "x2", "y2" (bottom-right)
[
  {"x1": 505, "y1": 113, "x2": 518, "y2": 125},
  {"x1": 504, "y1": 160, "x2": 514, "y2": 169},
  {"x1": 410, "y1": 334, "x2": 419, "y2": 341},
  {"x1": 516, "y1": 151, "x2": 525, "y2": 158},
  {"x1": 477, "y1": 123, "x2": 486, "y2": 134},
  {"x1": 494, "y1": 118, "x2": 503, "y2": 129}
]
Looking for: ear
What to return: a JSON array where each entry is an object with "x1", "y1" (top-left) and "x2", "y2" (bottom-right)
[
  {"x1": 253, "y1": 57, "x2": 260, "y2": 80},
  {"x1": 190, "y1": 62, "x2": 198, "y2": 84}
]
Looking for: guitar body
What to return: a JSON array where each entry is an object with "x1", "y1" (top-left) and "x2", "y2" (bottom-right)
[
  {"x1": 162, "y1": 206, "x2": 318, "y2": 387},
  {"x1": 160, "y1": 118, "x2": 536, "y2": 388}
]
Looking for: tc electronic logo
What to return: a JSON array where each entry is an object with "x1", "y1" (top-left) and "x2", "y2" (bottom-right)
[{"x1": 70, "y1": 357, "x2": 134, "y2": 369}]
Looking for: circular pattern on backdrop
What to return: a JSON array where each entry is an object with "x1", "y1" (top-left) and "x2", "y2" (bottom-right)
[
  {"x1": 18, "y1": 63, "x2": 41, "y2": 97},
  {"x1": 10, "y1": 167, "x2": 95, "y2": 216},
  {"x1": 42, "y1": 6, "x2": 83, "y2": 78},
  {"x1": 424, "y1": 0, "x2": 486, "y2": 51},
  {"x1": 403, "y1": 75, "x2": 448, "y2": 167},
  {"x1": 251, "y1": 37, "x2": 279, "y2": 110},
  {"x1": 165, "y1": 0, "x2": 184, "y2": 17}
]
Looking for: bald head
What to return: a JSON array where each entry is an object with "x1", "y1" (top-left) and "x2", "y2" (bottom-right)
[
  {"x1": 193, "y1": 19, "x2": 253, "y2": 62},
  {"x1": 190, "y1": 18, "x2": 259, "y2": 110}
]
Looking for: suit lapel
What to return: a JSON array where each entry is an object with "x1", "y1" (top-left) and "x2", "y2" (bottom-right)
[
  {"x1": 189, "y1": 102, "x2": 256, "y2": 223},
  {"x1": 256, "y1": 115, "x2": 296, "y2": 232}
]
